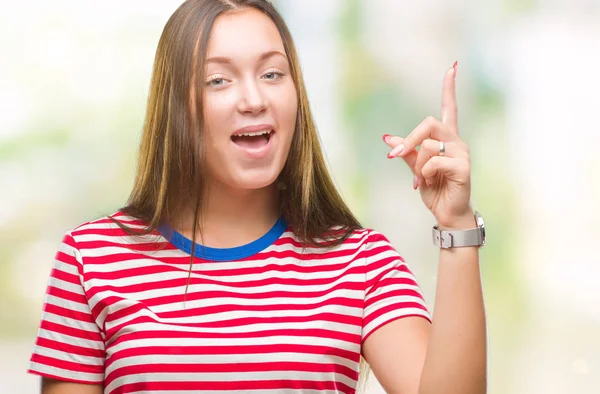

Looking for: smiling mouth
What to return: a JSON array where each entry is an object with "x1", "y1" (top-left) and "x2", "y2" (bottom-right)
[{"x1": 231, "y1": 130, "x2": 274, "y2": 149}]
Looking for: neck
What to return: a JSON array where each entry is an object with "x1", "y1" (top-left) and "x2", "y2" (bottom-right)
[{"x1": 176, "y1": 182, "x2": 281, "y2": 249}]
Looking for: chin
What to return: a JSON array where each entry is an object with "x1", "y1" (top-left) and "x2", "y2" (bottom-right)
[{"x1": 221, "y1": 166, "x2": 282, "y2": 191}]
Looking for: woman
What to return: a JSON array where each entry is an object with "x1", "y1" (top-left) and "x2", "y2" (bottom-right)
[{"x1": 28, "y1": 0, "x2": 487, "y2": 393}]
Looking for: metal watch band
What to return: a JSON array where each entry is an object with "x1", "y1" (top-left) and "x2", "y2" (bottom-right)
[{"x1": 432, "y1": 211, "x2": 486, "y2": 249}]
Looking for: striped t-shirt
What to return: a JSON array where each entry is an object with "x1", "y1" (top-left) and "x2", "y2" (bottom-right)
[{"x1": 28, "y1": 212, "x2": 430, "y2": 394}]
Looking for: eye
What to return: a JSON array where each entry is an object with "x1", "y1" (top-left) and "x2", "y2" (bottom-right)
[
  {"x1": 262, "y1": 69, "x2": 285, "y2": 80},
  {"x1": 206, "y1": 75, "x2": 228, "y2": 87}
]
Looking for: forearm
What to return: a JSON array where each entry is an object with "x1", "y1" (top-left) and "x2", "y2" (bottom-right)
[{"x1": 419, "y1": 216, "x2": 487, "y2": 394}]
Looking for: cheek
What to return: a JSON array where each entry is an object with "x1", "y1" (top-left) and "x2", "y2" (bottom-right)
[
  {"x1": 277, "y1": 83, "x2": 298, "y2": 127},
  {"x1": 203, "y1": 96, "x2": 235, "y2": 143},
  {"x1": 287, "y1": 93, "x2": 299, "y2": 122},
  {"x1": 203, "y1": 97, "x2": 226, "y2": 128}
]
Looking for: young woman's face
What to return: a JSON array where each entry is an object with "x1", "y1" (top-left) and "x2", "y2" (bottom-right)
[{"x1": 201, "y1": 8, "x2": 298, "y2": 191}]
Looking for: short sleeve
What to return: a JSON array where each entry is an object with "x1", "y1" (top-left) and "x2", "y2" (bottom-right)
[
  {"x1": 28, "y1": 232, "x2": 105, "y2": 384},
  {"x1": 361, "y1": 230, "x2": 431, "y2": 343}
]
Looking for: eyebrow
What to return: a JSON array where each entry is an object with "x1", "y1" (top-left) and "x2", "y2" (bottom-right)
[{"x1": 206, "y1": 50, "x2": 287, "y2": 64}]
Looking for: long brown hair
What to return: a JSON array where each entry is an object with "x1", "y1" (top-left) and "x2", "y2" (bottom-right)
[{"x1": 113, "y1": 0, "x2": 361, "y2": 246}]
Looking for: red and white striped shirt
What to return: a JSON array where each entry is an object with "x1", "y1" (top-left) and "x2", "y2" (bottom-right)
[{"x1": 28, "y1": 212, "x2": 430, "y2": 394}]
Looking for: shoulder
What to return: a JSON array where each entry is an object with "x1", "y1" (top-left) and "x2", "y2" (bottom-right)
[
  {"x1": 307, "y1": 227, "x2": 396, "y2": 250},
  {"x1": 58, "y1": 211, "x2": 168, "y2": 271},
  {"x1": 332, "y1": 227, "x2": 395, "y2": 249},
  {"x1": 63, "y1": 210, "x2": 160, "y2": 251},
  {"x1": 275, "y1": 226, "x2": 372, "y2": 255},
  {"x1": 306, "y1": 226, "x2": 396, "y2": 254},
  {"x1": 362, "y1": 228, "x2": 396, "y2": 249},
  {"x1": 359, "y1": 228, "x2": 406, "y2": 265},
  {"x1": 68, "y1": 210, "x2": 146, "y2": 238}
]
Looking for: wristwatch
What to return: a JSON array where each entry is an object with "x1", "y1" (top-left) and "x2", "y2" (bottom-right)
[{"x1": 432, "y1": 211, "x2": 486, "y2": 249}]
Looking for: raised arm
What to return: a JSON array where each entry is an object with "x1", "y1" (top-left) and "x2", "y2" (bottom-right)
[{"x1": 365, "y1": 62, "x2": 487, "y2": 394}]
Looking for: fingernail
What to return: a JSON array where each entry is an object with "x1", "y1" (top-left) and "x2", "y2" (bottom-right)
[
  {"x1": 413, "y1": 174, "x2": 419, "y2": 190},
  {"x1": 382, "y1": 134, "x2": 390, "y2": 143},
  {"x1": 426, "y1": 179, "x2": 431, "y2": 187},
  {"x1": 453, "y1": 61, "x2": 458, "y2": 78},
  {"x1": 389, "y1": 143, "x2": 405, "y2": 157}
]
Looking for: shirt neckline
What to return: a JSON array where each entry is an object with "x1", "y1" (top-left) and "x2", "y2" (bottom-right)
[{"x1": 158, "y1": 217, "x2": 288, "y2": 261}]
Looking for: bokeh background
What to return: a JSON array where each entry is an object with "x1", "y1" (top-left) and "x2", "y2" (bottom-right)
[{"x1": 1, "y1": 0, "x2": 599, "y2": 393}]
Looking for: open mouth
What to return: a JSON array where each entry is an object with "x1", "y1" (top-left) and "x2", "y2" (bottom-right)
[{"x1": 231, "y1": 129, "x2": 274, "y2": 149}]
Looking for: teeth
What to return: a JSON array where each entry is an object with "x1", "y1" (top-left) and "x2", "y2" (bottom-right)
[{"x1": 235, "y1": 130, "x2": 271, "y2": 137}]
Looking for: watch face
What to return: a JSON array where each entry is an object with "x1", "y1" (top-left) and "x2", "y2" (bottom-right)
[{"x1": 474, "y1": 211, "x2": 486, "y2": 246}]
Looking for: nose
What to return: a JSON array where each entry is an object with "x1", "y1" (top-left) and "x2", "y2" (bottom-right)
[{"x1": 237, "y1": 78, "x2": 268, "y2": 115}]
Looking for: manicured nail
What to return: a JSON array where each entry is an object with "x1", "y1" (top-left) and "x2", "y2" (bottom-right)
[
  {"x1": 413, "y1": 174, "x2": 419, "y2": 190},
  {"x1": 453, "y1": 61, "x2": 458, "y2": 78},
  {"x1": 388, "y1": 143, "x2": 405, "y2": 157},
  {"x1": 382, "y1": 134, "x2": 390, "y2": 143}
]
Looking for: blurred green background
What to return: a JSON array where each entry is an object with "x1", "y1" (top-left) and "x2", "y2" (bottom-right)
[{"x1": 1, "y1": 0, "x2": 599, "y2": 393}]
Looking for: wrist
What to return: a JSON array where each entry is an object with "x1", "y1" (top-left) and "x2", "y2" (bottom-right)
[{"x1": 437, "y1": 210, "x2": 476, "y2": 231}]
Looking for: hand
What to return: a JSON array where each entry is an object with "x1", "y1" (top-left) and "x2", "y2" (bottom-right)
[{"x1": 383, "y1": 62, "x2": 474, "y2": 229}]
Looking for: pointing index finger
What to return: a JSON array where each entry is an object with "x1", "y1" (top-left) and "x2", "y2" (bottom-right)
[{"x1": 441, "y1": 61, "x2": 458, "y2": 133}]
